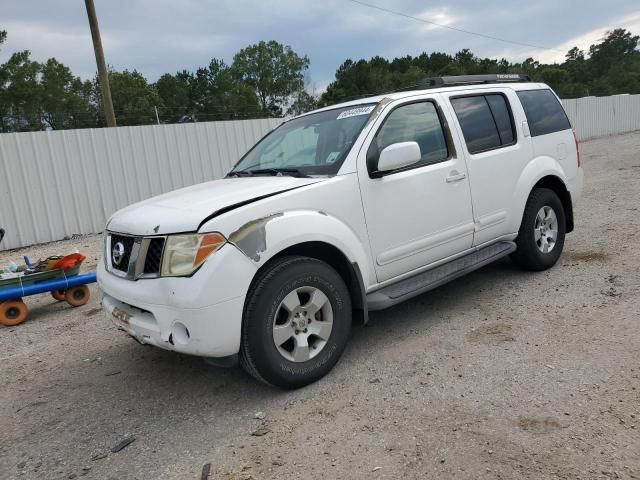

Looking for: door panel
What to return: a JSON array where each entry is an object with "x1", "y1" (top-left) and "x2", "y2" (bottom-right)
[
  {"x1": 357, "y1": 95, "x2": 474, "y2": 282},
  {"x1": 445, "y1": 89, "x2": 533, "y2": 245}
]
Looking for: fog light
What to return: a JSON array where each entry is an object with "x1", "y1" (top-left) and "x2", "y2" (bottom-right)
[{"x1": 171, "y1": 322, "x2": 191, "y2": 345}]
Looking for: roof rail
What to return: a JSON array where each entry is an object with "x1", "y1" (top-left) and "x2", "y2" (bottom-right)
[{"x1": 397, "y1": 73, "x2": 531, "y2": 92}]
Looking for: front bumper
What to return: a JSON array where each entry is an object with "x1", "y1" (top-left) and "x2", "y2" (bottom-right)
[{"x1": 97, "y1": 243, "x2": 257, "y2": 357}]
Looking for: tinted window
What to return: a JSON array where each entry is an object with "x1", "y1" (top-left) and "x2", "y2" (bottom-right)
[
  {"x1": 486, "y1": 94, "x2": 514, "y2": 145},
  {"x1": 517, "y1": 89, "x2": 571, "y2": 137},
  {"x1": 375, "y1": 101, "x2": 449, "y2": 167},
  {"x1": 451, "y1": 96, "x2": 501, "y2": 153}
]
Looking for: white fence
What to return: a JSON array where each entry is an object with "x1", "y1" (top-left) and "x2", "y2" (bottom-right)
[
  {"x1": 0, "y1": 118, "x2": 281, "y2": 250},
  {"x1": 561, "y1": 94, "x2": 640, "y2": 141},
  {"x1": 1, "y1": 94, "x2": 639, "y2": 250}
]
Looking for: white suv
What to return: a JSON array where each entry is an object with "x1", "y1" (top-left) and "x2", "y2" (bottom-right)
[{"x1": 98, "y1": 74, "x2": 583, "y2": 388}]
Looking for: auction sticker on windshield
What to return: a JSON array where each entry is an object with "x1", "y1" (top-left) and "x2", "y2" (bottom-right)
[{"x1": 336, "y1": 105, "x2": 376, "y2": 120}]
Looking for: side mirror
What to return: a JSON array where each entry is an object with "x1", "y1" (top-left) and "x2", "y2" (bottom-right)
[{"x1": 376, "y1": 141, "x2": 422, "y2": 173}]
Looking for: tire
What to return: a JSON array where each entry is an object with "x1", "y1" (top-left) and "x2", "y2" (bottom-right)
[
  {"x1": 511, "y1": 188, "x2": 566, "y2": 271},
  {"x1": 0, "y1": 300, "x2": 28, "y2": 326},
  {"x1": 240, "y1": 256, "x2": 352, "y2": 389},
  {"x1": 51, "y1": 290, "x2": 66, "y2": 302},
  {"x1": 65, "y1": 285, "x2": 90, "y2": 307}
]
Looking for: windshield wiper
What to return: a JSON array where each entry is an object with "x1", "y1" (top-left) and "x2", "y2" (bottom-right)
[
  {"x1": 230, "y1": 168, "x2": 309, "y2": 178},
  {"x1": 226, "y1": 170, "x2": 254, "y2": 178}
]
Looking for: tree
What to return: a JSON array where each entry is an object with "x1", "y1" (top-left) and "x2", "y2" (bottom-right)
[
  {"x1": 155, "y1": 71, "x2": 192, "y2": 123},
  {"x1": 588, "y1": 29, "x2": 639, "y2": 76},
  {"x1": 40, "y1": 59, "x2": 97, "y2": 130},
  {"x1": 231, "y1": 40, "x2": 309, "y2": 115},
  {"x1": 0, "y1": 50, "x2": 42, "y2": 131},
  {"x1": 4, "y1": 26, "x2": 640, "y2": 131},
  {"x1": 287, "y1": 89, "x2": 318, "y2": 116},
  {"x1": 0, "y1": 30, "x2": 98, "y2": 132},
  {"x1": 156, "y1": 59, "x2": 261, "y2": 123},
  {"x1": 0, "y1": 30, "x2": 9, "y2": 130},
  {"x1": 538, "y1": 67, "x2": 570, "y2": 95},
  {"x1": 320, "y1": 29, "x2": 640, "y2": 106},
  {"x1": 95, "y1": 69, "x2": 164, "y2": 126},
  {"x1": 190, "y1": 59, "x2": 260, "y2": 121}
]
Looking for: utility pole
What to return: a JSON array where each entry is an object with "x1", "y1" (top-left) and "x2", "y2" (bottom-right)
[{"x1": 85, "y1": 0, "x2": 116, "y2": 127}]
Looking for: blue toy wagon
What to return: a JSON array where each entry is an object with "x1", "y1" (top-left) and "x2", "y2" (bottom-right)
[{"x1": 0, "y1": 254, "x2": 97, "y2": 326}]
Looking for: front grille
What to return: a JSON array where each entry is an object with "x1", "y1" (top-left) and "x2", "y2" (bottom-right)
[
  {"x1": 110, "y1": 234, "x2": 135, "y2": 272},
  {"x1": 144, "y1": 238, "x2": 165, "y2": 274},
  {"x1": 107, "y1": 231, "x2": 166, "y2": 280}
]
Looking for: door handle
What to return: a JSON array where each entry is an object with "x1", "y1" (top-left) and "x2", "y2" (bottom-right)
[{"x1": 446, "y1": 172, "x2": 466, "y2": 183}]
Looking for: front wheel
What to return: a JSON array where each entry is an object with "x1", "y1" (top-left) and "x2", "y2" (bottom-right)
[
  {"x1": 511, "y1": 188, "x2": 566, "y2": 271},
  {"x1": 240, "y1": 256, "x2": 352, "y2": 389},
  {"x1": 0, "y1": 300, "x2": 28, "y2": 326}
]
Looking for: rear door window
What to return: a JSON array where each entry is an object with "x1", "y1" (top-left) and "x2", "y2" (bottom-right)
[
  {"x1": 485, "y1": 94, "x2": 514, "y2": 145},
  {"x1": 450, "y1": 94, "x2": 515, "y2": 154},
  {"x1": 516, "y1": 89, "x2": 571, "y2": 137}
]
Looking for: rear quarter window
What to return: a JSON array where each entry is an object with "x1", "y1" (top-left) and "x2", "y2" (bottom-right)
[{"x1": 517, "y1": 89, "x2": 571, "y2": 137}]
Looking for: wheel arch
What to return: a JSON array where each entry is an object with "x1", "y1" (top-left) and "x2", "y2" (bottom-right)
[
  {"x1": 531, "y1": 175, "x2": 574, "y2": 233},
  {"x1": 246, "y1": 241, "x2": 369, "y2": 324},
  {"x1": 511, "y1": 157, "x2": 574, "y2": 234}
]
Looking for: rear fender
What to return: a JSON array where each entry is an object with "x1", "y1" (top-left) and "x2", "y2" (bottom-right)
[{"x1": 507, "y1": 156, "x2": 569, "y2": 233}]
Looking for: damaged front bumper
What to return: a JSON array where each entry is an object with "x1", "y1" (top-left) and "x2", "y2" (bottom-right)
[{"x1": 97, "y1": 243, "x2": 257, "y2": 357}]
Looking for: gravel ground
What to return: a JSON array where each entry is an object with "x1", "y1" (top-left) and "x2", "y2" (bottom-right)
[{"x1": 1, "y1": 132, "x2": 639, "y2": 480}]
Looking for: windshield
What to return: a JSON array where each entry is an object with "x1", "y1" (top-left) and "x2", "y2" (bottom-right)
[{"x1": 229, "y1": 104, "x2": 376, "y2": 177}]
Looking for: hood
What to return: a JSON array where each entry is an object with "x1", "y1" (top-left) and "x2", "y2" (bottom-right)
[{"x1": 107, "y1": 176, "x2": 324, "y2": 236}]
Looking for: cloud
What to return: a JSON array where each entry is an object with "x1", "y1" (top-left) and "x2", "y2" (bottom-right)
[
  {"x1": 1, "y1": 0, "x2": 638, "y2": 85},
  {"x1": 489, "y1": 9, "x2": 640, "y2": 64},
  {"x1": 534, "y1": 11, "x2": 640, "y2": 63},
  {"x1": 1, "y1": 20, "x2": 95, "y2": 76}
]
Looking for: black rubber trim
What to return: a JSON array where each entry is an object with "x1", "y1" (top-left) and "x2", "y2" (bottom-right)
[
  {"x1": 196, "y1": 185, "x2": 309, "y2": 231},
  {"x1": 350, "y1": 261, "x2": 369, "y2": 324}
]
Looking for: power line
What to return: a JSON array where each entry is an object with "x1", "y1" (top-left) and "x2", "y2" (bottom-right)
[{"x1": 345, "y1": 0, "x2": 564, "y2": 53}]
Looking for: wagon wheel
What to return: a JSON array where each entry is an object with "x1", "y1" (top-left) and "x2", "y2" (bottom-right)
[
  {"x1": 65, "y1": 285, "x2": 90, "y2": 307},
  {"x1": 0, "y1": 300, "x2": 29, "y2": 326},
  {"x1": 51, "y1": 290, "x2": 66, "y2": 302}
]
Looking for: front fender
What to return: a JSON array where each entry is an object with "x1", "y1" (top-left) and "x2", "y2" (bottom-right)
[
  {"x1": 507, "y1": 156, "x2": 569, "y2": 233},
  {"x1": 225, "y1": 209, "x2": 374, "y2": 288}
]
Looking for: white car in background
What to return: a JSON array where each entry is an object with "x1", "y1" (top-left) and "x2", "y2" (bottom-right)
[{"x1": 98, "y1": 74, "x2": 583, "y2": 388}]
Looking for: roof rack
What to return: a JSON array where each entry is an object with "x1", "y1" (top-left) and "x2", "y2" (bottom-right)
[{"x1": 397, "y1": 73, "x2": 531, "y2": 92}]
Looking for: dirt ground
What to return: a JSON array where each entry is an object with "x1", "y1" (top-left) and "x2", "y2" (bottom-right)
[{"x1": 1, "y1": 132, "x2": 639, "y2": 480}]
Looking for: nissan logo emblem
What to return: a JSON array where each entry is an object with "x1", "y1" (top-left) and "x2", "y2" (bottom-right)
[{"x1": 112, "y1": 242, "x2": 126, "y2": 266}]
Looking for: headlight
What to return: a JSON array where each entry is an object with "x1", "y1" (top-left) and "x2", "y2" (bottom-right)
[{"x1": 161, "y1": 233, "x2": 226, "y2": 277}]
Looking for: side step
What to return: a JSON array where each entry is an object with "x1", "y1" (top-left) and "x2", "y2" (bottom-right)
[{"x1": 366, "y1": 241, "x2": 516, "y2": 311}]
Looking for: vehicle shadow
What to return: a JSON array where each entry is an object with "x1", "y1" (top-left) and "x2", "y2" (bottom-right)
[{"x1": 346, "y1": 256, "x2": 526, "y2": 352}]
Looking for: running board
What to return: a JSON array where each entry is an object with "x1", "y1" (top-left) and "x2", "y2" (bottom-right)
[{"x1": 366, "y1": 241, "x2": 516, "y2": 311}]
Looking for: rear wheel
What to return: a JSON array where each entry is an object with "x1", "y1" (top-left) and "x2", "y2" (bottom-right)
[
  {"x1": 65, "y1": 285, "x2": 90, "y2": 307},
  {"x1": 511, "y1": 188, "x2": 566, "y2": 271},
  {"x1": 0, "y1": 300, "x2": 28, "y2": 326},
  {"x1": 51, "y1": 290, "x2": 66, "y2": 302},
  {"x1": 240, "y1": 256, "x2": 352, "y2": 389}
]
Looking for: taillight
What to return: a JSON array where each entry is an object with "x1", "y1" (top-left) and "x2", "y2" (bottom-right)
[{"x1": 573, "y1": 131, "x2": 580, "y2": 168}]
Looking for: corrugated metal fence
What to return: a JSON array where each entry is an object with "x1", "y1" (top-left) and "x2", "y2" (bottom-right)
[
  {"x1": 1, "y1": 94, "x2": 639, "y2": 250},
  {"x1": 0, "y1": 118, "x2": 281, "y2": 250},
  {"x1": 561, "y1": 94, "x2": 640, "y2": 141}
]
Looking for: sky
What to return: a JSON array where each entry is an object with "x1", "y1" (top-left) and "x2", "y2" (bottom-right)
[{"x1": 1, "y1": 0, "x2": 639, "y2": 91}]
